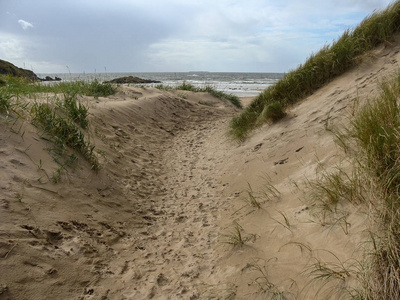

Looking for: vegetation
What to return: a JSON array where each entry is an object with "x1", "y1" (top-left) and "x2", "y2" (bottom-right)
[
  {"x1": 249, "y1": 258, "x2": 292, "y2": 299},
  {"x1": 0, "y1": 75, "x2": 117, "y2": 99},
  {"x1": 156, "y1": 81, "x2": 243, "y2": 109},
  {"x1": 306, "y1": 72, "x2": 400, "y2": 299},
  {"x1": 0, "y1": 89, "x2": 12, "y2": 113},
  {"x1": 31, "y1": 98, "x2": 99, "y2": 170},
  {"x1": 230, "y1": 0, "x2": 400, "y2": 140},
  {"x1": 220, "y1": 222, "x2": 250, "y2": 246},
  {"x1": 61, "y1": 93, "x2": 89, "y2": 129},
  {"x1": 0, "y1": 74, "x2": 104, "y2": 173},
  {"x1": 350, "y1": 74, "x2": 400, "y2": 299}
]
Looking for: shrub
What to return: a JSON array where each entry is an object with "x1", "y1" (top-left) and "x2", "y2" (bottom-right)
[
  {"x1": 85, "y1": 79, "x2": 116, "y2": 98},
  {"x1": 260, "y1": 101, "x2": 285, "y2": 122}
]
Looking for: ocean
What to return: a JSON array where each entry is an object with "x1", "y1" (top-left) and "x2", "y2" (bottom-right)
[{"x1": 38, "y1": 72, "x2": 284, "y2": 97}]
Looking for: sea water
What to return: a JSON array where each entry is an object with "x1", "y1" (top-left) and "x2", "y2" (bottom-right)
[{"x1": 38, "y1": 72, "x2": 284, "y2": 97}]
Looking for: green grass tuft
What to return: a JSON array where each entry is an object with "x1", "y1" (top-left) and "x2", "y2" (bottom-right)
[
  {"x1": 85, "y1": 79, "x2": 117, "y2": 98},
  {"x1": 31, "y1": 102, "x2": 99, "y2": 170},
  {"x1": 61, "y1": 94, "x2": 89, "y2": 129},
  {"x1": 260, "y1": 101, "x2": 286, "y2": 123},
  {"x1": 0, "y1": 89, "x2": 12, "y2": 113}
]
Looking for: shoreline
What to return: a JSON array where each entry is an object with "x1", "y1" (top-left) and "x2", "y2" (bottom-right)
[{"x1": 37, "y1": 71, "x2": 281, "y2": 98}]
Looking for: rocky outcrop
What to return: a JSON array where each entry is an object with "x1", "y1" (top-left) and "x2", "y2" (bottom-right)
[
  {"x1": 0, "y1": 59, "x2": 40, "y2": 81},
  {"x1": 0, "y1": 59, "x2": 61, "y2": 81},
  {"x1": 43, "y1": 76, "x2": 62, "y2": 81},
  {"x1": 105, "y1": 76, "x2": 161, "y2": 84}
]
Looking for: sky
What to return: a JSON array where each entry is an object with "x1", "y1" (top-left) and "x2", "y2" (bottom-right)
[{"x1": 0, "y1": 0, "x2": 395, "y2": 73}]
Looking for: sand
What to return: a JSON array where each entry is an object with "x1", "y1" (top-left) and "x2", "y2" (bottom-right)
[{"x1": 2, "y1": 37, "x2": 400, "y2": 299}]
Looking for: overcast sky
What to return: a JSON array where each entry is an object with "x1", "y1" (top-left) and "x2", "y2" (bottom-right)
[{"x1": 0, "y1": 0, "x2": 394, "y2": 73}]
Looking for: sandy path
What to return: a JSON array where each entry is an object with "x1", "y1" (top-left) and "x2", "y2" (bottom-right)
[
  {"x1": 0, "y1": 89, "x2": 238, "y2": 300},
  {"x1": 124, "y1": 104, "x2": 235, "y2": 299}
]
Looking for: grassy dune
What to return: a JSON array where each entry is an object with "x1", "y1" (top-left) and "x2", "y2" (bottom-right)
[
  {"x1": 350, "y1": 74, "x2": 400, "y2": 299},
  {"x1": 0, "y1": 76, "x2": 117, "y2": 175},
  {"x1": 229, "y1": 1, "x2": 400, "y2": 297},
  {"x1": 0, "y1": 75, "x2": 117, "y2": 99},
  {"x1": 230, "y1": 0, "x2": 400, "y2": 140},
  {"x1": 156, "y1": 81, "x2": 243, "y2": 109},
  {"x1": 307, "y1": 72, "x2": 400, "y2": 299}
]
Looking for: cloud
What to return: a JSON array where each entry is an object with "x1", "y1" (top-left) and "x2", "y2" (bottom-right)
[
  {"x1": 0, "y1": 0, "x2": 395, "y2": 72},
  {"x1": 0, "y1": 34, "x2": 26, "y2": 60},
  {"x1": 18, "y1": 19, "x2": 33, "y2": 30}
]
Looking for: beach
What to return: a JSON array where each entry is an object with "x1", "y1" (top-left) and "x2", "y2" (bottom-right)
[
  {"x1": 38, "y1": 72, "x2": 283, "y2": 98},
  {"x1": 1, "y1": 38, "x2": 400, "y2": 299}
]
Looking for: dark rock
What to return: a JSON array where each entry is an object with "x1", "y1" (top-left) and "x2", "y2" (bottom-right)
[
  {"x1": 105, "y1": 76, "x2": 161, "y2": 84},
  {"x1": 0, "y1": 59, "x2": 62, "y2": 82},
  {"x1": 0, "y1": 59, "x2": 40, "y2": 81},
  {"x1": 43, "y1": 76, "x2": 62, "y2": 81}
]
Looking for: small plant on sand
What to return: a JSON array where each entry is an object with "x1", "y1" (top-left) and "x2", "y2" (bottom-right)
[
  {"x1": 244, "y1": 183, "x2": 262, "y2": 209},
  {"x1": 261, "y1": 181, "x2": 281, "y2": 201},
  {"x1": 0, "y1": 89, "x2": 12, "y2": 114},
  {"x1": 60, "y1": 93, "x2": 89, "y2": 129},
  {"x1": 220, "y1": 222, "x2": 253, "y2": 247},
  {"x1": 31, "y1": 101, "x2": 99, "y2": 170},
  {"x1": 309, "y1": 165, "x2": 366, "y2": 210},
  {"x1": 303, "y1": 250, "x2": 359, "y2": 299},
  {"x1": 51, "y1": 153, "x2": 78, "y2": 183},
  {"x1": 272, "y1": 210, "x2": 292, "y2": 232},
  {"x1": 248, "y1": 258, "x2": 295, "y2": 299}
]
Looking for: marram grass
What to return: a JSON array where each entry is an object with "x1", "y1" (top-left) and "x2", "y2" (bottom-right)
[
  {"x1": 0, "y1": 75, "x2": 117, "y2": 99},
  {"x1": 0, "y1": 76, "x2": 101, "y2": 171},
  {"x1": 230, "y1": 0, "x2": 400, "y2": 140},
  {"x1": 306, "y1": 71, "x2": 400, "y2": 299},
  {"x1": 31, "y1": 99, "x2": 99, "y2": 170},
  {"x1": 156, "y1": 81, "x2": 243, "y2": 109}
]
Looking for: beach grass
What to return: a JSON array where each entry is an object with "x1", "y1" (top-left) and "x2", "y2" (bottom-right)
[
  {"x1": 230, "y1": 0, "x2": 400, "y2": 140},
  {"x1": 0, "y1": 75, "x2": 101, "y2": 171},
  {"x1": 0, "y1": 75, "x2": 117, "y2": 99},
  {"x1": 31, "y1": 100, "x2": 99, "y2": 170},
  {"x1": 0, "y1": 89, "x2": 12, "y2": 113},
  {"x1": 220, "y1": 222, "x2": 253, "y2": 247},
  {"x1": 306, "y1": 71, "x2": 400, "y2": 299},
  {"x1": 156, "y1": 81, "x2": 243, "y2": 109},
  {"x1": 350, "y1": 73, "x2": 400, "y2": 299}
]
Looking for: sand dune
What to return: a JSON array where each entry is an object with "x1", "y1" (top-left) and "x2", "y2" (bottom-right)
[{"x1": 2, "y1": 39, "x2": 400, "y2": 299}]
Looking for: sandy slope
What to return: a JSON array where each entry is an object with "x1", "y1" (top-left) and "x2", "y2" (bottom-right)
[{"x1": 2, "y1": 38, "x2": 400, "y2": 300}]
